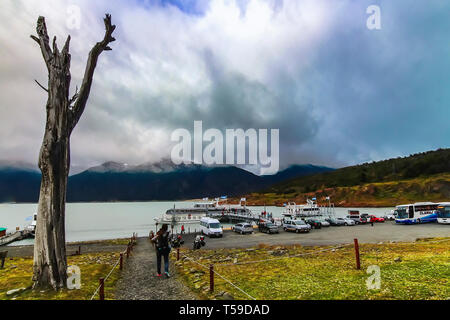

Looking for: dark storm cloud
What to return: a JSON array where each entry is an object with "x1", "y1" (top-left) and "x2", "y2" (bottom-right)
[{"x1": 0, "y1": 0, "x2": 449, "y2": 172}]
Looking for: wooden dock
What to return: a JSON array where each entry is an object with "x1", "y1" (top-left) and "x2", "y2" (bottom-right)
[{"x1": 0, "y1": 230, "x2": 34, "y2": 246}]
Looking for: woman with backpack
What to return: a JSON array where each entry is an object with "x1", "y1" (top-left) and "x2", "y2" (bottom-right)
[{"x1": 151, "y1": 224, "x2": 171, "y2": 278}]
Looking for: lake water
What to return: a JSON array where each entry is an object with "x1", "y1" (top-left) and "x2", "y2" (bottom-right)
[{"x1": 0, "y1": 202, "x2": 394, "y2": 246}]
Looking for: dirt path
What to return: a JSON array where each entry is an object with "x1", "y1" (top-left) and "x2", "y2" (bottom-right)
[{"x1": 115, "y1": 237, "x2": 196, "y2": 300}]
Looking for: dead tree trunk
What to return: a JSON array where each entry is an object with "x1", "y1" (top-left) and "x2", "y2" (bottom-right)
[{"x1": 31, "y1": 14, "x2": 116, "y2": 289}]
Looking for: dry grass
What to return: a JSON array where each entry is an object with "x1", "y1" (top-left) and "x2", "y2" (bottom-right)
[
  {"x1": 174, "y1": 238, "x2": 450, "y2": 300},
  {"x1": 1, "y1": 252, "x2": 123, "y2": 300}
]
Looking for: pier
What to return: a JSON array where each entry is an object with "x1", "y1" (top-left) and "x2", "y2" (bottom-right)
[{"x1": 0, "y1": 229, "x2": 34, "y2": 246}]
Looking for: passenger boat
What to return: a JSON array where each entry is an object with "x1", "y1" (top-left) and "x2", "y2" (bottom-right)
[
  {"x1": 25, "y1": 212, "x2": 37, "y2": 237},
  {"x1": 155, "y1": 198, "x2": 251, "y2": 224},
  {"x1": 282, "y1": 198, "x2": 332, "y2": 219}
]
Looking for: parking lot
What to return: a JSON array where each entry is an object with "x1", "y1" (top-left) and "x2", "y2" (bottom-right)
[{"x1": 181, "y1": 221, "x2": 450, "y2": 249}]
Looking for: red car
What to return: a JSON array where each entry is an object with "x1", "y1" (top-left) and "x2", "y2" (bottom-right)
[{"x1": 367, "y1": 215, "x2": 385, "y2": 223}]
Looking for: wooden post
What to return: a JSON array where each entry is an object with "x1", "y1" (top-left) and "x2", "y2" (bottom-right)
[
  {"x1": 99, "y1": 278, "x2": 105, "y2": 300},
  {"x1": 119, "y1": 253, "x2": 123, "y2": 270},
  {"x1": 78, "y1": 245, "x2": 81, "y2": 255},
  {"x1": 354, "y1": 238, "x2": 361, "y2": 270},
  {"x1": 209, "y1": 264, "x2": 214, "y2": 292},
  {"x1": 126, "y1": 245, "x2": 130, "y2": 258},
  {"x1": 177, "y1": 248, "x2": 180, "y2": 261}
]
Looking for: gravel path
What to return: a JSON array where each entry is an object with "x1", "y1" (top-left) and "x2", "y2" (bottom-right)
[{"x1": 115, "y1": 237, "x2": 197, "y2": 300}]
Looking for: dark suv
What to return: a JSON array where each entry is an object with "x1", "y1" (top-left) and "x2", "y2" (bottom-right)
[
  {"x1": 304, "y1": 218, "x2": 322, "y2": 229},
  {"x1": 258, "y1": 222, "x2": 279, "y2": 234}
]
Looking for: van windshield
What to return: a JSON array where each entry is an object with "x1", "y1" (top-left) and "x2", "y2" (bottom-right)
[{"x1": 209, "y1": 223, "x2": 221, "y2": 229}]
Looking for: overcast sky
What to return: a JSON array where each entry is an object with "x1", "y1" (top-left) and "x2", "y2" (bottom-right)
[{"x1": 0, "y1": 0, "x2": 449, "y2": 173}]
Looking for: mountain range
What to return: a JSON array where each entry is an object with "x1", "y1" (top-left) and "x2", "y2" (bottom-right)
[{"x1": 0, "y1": 160, "x2": 333, "y2": 203}]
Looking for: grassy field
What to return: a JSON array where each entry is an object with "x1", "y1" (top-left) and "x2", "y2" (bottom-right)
[
  {"x1": 238, "y1": 173, "x2": 450, "y2": 207},
  {"x1": 173, "y1": 238, "x2": 450, "y2": 300},
  {"x1": 0, "y1": 239, "x2": 129, "y2": 300}
]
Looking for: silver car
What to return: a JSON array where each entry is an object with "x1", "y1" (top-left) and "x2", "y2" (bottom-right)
[
  {"x1": 317, "y1": 218, "x2": 330, "y2": 227},
  {"x1": 232, "y1": 223, "x2": 254, "y2": 234},
  {"x1": 283, "y1": 220, "x2": 311, "y2": 233},
  {"x1": 338, "y1": 217, "x2": 355, "y2": 226}
]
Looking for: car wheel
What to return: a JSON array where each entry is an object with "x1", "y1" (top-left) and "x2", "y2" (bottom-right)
[
  {"x1": 295, "y1": 229, "x2": 299, "y2": 233},
  {"x1": 344, "y1": 223, "x2": 347, "y2": 226},
  {"x1": 417, "y1": 219, "x2": 421, "y2": 224}
]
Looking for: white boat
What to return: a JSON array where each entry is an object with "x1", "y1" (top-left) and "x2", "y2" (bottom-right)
[
  {"x1": 282, "y1": 198, "x2": 334, "y2": 219},
  {"x1": 155, "y1": 198, "x2": 251, "y2": 224},
  {"x1": 25, "y1": 212, "x2": 37, "y2": 236}
]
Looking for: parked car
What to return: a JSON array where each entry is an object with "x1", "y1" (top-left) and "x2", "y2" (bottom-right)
[
  {"x1": 367, "y1": 215, "x2": 385, "y2": 223},
  {"x1": 338, "y1": 217, "x2": 356, "y2": 226},
  {"x1": 232, "y1": 222, "x2": 254, "y2": 234},
  {"x1": 200, "y1": 217, "x2": 223, "y2": 237},
  {"x1": 258, "y1": 221, "x2": 279, "y2": 234},
  {"x1": 346, "y1": 215, "x2": 367, "y2": 225},
  {"x1": 283, "y1": 220, "x2": 311, "y2": 233},
  {"x1": 325, "y1": 217, "x2": 346, "y2": 226},
  {"x1": 383, "y1": 212, "x2": 396, "y2": 221},
  {"x1": 304, "y1": 218, "x2": 322, "y2": 229},
  {"x1": 317, "y1": 218, "x2": 330, "y2": 227}
]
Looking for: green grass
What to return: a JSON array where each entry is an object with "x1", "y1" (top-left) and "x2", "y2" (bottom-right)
[
  {"x1": 174, "y1": 239, "x2": 450, "y2": 300},
  {"x1": 0, "y1": 252, "x2": 123, "y2": 300}
]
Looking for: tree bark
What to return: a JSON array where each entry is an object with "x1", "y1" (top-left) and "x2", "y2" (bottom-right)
[{"x1": 31, "y1": 15, "x2": 115, "y2": 289}]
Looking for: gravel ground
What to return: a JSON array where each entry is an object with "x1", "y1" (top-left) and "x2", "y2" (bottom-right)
[{"x1": 115, "y1": 237, "x2": 197, "y2": 300}]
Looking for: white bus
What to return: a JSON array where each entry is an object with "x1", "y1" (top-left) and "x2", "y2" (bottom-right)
[
  {"x1": 436, "y1": 202, "x2": 450, "y2": 224},
  {"x1": 394, "y1": 202, "x2": 438, "y2": 224}
]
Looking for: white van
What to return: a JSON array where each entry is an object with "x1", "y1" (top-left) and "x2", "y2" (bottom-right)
[{"x1": 200, "y1": 217, "x2": 223, "y2": 237}]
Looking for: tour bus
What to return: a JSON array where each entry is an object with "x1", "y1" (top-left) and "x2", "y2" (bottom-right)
[
  {"x1": 394, "y1": 202, "x2": 438, "y2": 224},
  {"x1": 200, "y1": 217, "x2": 223, "y2": 237},
  {"x1": 436, "y1": 202, "x2": 450, "y2": 224}
]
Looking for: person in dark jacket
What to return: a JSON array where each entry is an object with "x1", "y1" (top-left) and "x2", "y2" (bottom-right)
[{"x1": 151, "y1": 224, "x2": 171, "y2": 277}]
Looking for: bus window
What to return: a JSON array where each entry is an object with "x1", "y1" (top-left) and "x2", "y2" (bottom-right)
[{"x1": 408, "y1": 206, "x2": 414, "y2": 218}]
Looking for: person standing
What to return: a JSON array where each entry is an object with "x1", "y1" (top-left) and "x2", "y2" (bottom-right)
[
  {"x1": 151, "y1": 224, "x2": 171, "y2": 278},
  {"x1": 181, "y1": 225, "x2": 185, "y2": 234}
]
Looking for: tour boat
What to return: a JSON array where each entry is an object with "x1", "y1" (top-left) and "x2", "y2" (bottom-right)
[
  {"x1": 282, "y1": 198, "x2": 335, "y2": 219},
  {"x1": 155, "y1": 198, "x2": 251, "y2": 225}
]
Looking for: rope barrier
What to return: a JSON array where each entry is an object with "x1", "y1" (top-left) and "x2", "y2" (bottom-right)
[
  {"x1": 182, "y1": 254, "x2": 256, "y2": 300},
  {"x1": 179, "y1": 243, "x2": 356, "y2": 300},
  {"x1": 89, "y1": 233, "x2": 137, "y2": 300},
  {"x1": 217, "y1": 243, "x2": 352, "y2": 266}
]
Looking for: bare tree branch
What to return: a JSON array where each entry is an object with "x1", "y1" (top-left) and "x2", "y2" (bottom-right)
[
  {"x1": 34, "y1": 79, "x2": 48, "y2": 92},
  {"x1": 69, "y1": 85, "x2": 78, "y2": 108},
  {"x1": 31, "y1": 16, "x2": 53, "y2": 69},
  {"x1": 69, "y1": 14, "x2": 115, "y2": 132}
]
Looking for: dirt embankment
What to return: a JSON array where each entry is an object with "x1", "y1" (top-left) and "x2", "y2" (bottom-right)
[{"x1": 236, "y1": 174, "x2": 450, "y2": 207}]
